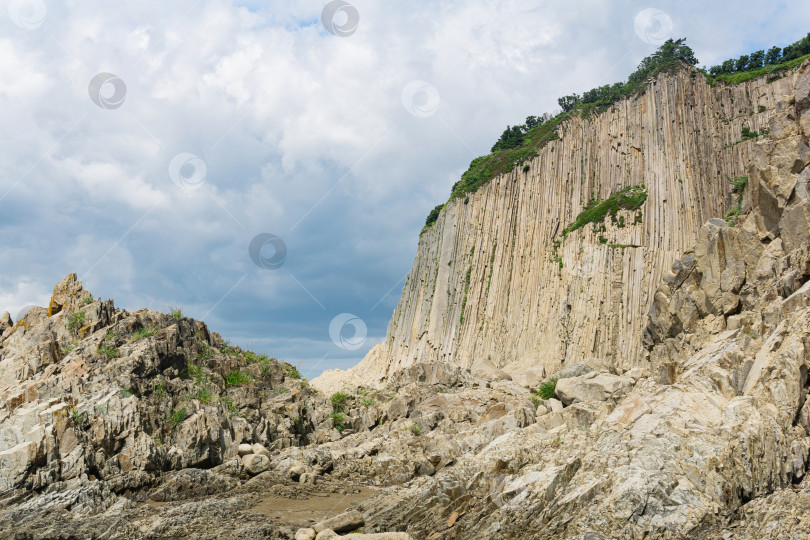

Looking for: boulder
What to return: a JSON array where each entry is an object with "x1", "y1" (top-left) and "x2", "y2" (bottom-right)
[
  {"x1": 313, "y1": 509, "x2": 365, "y2": 534},
  {"x1": 624, "y1": 367, "x2": 649, "y2": 382},
  {"x1": 510, "y1": 366, "x2": 545, "y2": 388},
  {"x1": 545, "y1": 398, "x2": 564, "y2": 413},
  {"x1": 237, "y1": 443, "x2": 253, "y2": 456},
  {"x1": 315, "y1": 530, "x2": 339, "y2": 539},
  {"x1": 295, "y1": 529, "x2": 317, "y2": 540},
  {"x1": 251, "y1": 443, "x2": 270, "y2": 457},
  {"x1": 554, "y1": 372, "x2": 633, "y2": 406},
  {"x1": 288, "y1": 464, "x2": 306, "y2": 481},
  {"x1": 555, "y1": 358, "x2": 612, "y2": 380},
  {"x1": 241, "y1": 454, "x2": 270, "y2": 475}
]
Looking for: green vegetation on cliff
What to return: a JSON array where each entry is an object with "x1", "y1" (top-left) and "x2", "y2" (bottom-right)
[
  {"x1": 441, "y1": 39, "x2": 697, "y2": 208},
  {"x1": 562, "y1": 185, "x2": 648, "y2": 239},
  {"x1": 422, "y1": 32, "x2": 810, "y2": 231},
  {"x1": 706, "y1": 32, "x2": 810, "y2": 84}
]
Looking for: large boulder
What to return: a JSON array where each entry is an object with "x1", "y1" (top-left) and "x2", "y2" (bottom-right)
[
  {"x1": 241, "y1": 454, "x2": 270, "y2": 475},
  {"x1": 313, "y1": 509, "x2": 365, "y2": 534},
  {"x1": 554, "y1": 372, "x2": 633, "y2": 406}
]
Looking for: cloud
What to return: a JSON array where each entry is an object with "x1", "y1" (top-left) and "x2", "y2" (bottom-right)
[{"x1": 1, "y1": 0, "x2": 809, "y2": 375}]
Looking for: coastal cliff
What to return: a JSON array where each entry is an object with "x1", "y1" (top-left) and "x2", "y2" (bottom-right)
[{"x1": 316, "y1": 64, "x2": 797, "y2": 390}]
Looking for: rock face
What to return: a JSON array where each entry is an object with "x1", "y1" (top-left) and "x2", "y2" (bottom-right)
[
  {"x1": 349, "y1": 59, "x2": 810, "y2": 539},
  {"x1": 315, "y1": 65, "x2": 802, "y2": 391}
]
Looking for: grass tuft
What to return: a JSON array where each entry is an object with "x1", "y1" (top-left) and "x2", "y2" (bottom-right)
[
  {"x1": 330, "y1": 391, "x2": 349, "y2": 412},
  {"x1": 537, "y1": 378, "x2": 558, "y2": 400},
  {"x1": 166, "y1": 407, "x2": 187, "y2": 427},
  {"x1": 225, "y1": 370, "x2": 254, "y2": 387}
]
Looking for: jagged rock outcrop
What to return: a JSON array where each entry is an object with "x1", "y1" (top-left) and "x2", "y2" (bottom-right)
[
  {"x1": 315, "y1": 64, "x2": 802, "y2": 391},
  {"x1": 0, "y1": 274, "x2": 328, "y2": 537}
]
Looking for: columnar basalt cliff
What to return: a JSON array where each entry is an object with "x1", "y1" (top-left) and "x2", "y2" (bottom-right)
[{"x1": 315, "y1": 65, "x2": 800, "y2": 390}]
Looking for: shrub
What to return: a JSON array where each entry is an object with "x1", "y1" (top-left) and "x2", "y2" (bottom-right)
[
  {"x1": 284, "y1": 364, "x2": 302, "y2": 379},
  {"x1": 67, "y1": 311, "x2": 86, "y2": 335},
  {"x1": 83, "y1": 296, "x2": 94, "y2": 305},
  {"x1": 153, "y1": 383, "x2": 165, "y2": 399},
  {"x1": 185, "y1": 362, "x2": 207, "y2": 385},
  {"x1": 328, "y1": 412, "x2": 345, "y2": 432},
  {"x1": 169, "y1": 307, "x2": 183, "y2": 320},
  {"x1": 730, "y1": 176, "x2": 749, "y2": 191},
  {"x1": 423, "y1": 203, "x2": 445, "y2": 232},
  {"x1": 361, "y1": 397, "x2": 374, "y2": 407},
  {"x1": 98, "y1": 345, "x2": 119, "y2": 360},
  {"x1": 196, "y1": 388, "x2": 213, "y2": 403},
  {"x1": 166, "y1": 407, "x2": 187, "y2": 427},
  {"x1": 537, "y1": 378, "x2": 558, "y2": 400},
  {"x1": 330, "y1": 392, "x2": 349, "y2": 412},
  {"x1": 71, "y1": 408, "x2": 88, "y2": 429},
  {"x1": 221, "y1": 396, "x2": 237, "y2": 414},
  {"x1": 225, "y1": 370, "x2": 254, "y2": 387},
  {"x1": 196, "y1": 341, "x2": 215, "y2": 361},
  {"x1": 130, "y1": 325, "x2": 158, "y2": 342}
]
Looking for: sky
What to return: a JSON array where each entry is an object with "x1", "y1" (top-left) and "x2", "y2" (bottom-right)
[{"x1": 1, "y1": 0, "x2": 808, "y2": 378}]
